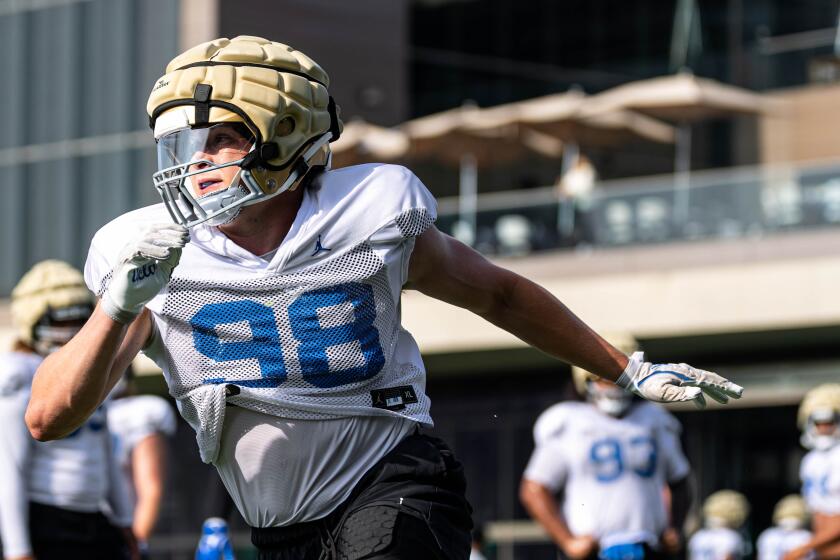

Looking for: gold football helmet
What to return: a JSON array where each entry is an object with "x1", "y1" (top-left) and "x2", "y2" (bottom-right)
[
  {"x1": 797, "y1": 383, "x2": 840, "y2": 450},
  {"x1": 772, "y1": 494, "x2": 808, "y2": 529},
  {"x1": 11, "y1": 260, "x2": 93, "y2": 355},
  {"x1": 147, "y1": 36, "x2": 343, "y2": 227},
  {"x1": 702, "y1": 490, "x2": 750, "y2": 529}
]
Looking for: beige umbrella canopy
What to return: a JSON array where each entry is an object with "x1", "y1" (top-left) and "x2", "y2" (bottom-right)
[
  {"x1": 401, "y1": 103, "x2": 563, "y2": 167},
  {"x1": 585, "y1": 71, "x2": 775, "y2": 223},
  {"x1": 470, "y1": 89, "x2": 676, "y2": 147},
  {"x1": 584, "y1": 71, "x2": 772, "y2": 121},
  {"x1": 330, "y1": 119, "x2": 409, "y2": 168},
  {"x1": 401, "y1": 102, "x2": 564, "y2": 245}
]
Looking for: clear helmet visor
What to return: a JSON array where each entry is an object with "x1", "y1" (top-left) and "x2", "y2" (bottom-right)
[{"x1": 153, "y1": 123, "x2": 260, "y2": 227}]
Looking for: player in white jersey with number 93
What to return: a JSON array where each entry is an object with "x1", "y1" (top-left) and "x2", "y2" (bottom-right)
[
  {"x1": 25, "y1": 35, "x2": 743, "y2": 559},
  {"x1": 521, "y1": 335, "x2": 692, "y2": 560},
  {"x1": 784, "y1": 384, "x2": 840, "y2": 560}
]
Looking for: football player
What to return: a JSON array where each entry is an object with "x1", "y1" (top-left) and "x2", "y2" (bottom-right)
[
  {"x1": 108, "y1": 368, "x2": 177, "y2": 558},
  {"x1": 520, "y1": 336, "x2": 692, "y2": 560},
  {"x1": 25, "y1": 36, "x2": 743, "y2": 560},
  {"x1": 0, "y1": 261, "x2": 133, "y2": 560},
  {"x1": 688, "y1": 490, "x2": 750, "y2": 560},
  {"x1": 783, "y1": 384, "x2": 840, "y2": 560},
  {"x1": 757, "y1": 495, "x2": 812, "y2": 560}
]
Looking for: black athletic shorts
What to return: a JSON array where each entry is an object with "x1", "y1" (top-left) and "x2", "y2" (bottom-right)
[
  {"x1": 28, "y1": 501, "x2": 128, "y2": 560},
  {"x1": 251, "y1": 431, "x2": 474, "y2": 560}
]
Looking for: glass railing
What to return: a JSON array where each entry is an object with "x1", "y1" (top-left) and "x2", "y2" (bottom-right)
[{"x1": 435, "y1": 159, "x2": 840, "y2": 256}]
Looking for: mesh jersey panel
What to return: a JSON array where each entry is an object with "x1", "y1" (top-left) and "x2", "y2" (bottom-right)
[
  {"x1": 156, "y1": 236, "x2": 431, "y2": 463},
  {"x1": 394, "y1": 208, "x2": 434, "y2": 238}
]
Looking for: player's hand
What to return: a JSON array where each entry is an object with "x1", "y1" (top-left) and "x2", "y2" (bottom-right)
[
  {"x1": 101, "y1": 223, "x2": 189, "y2": 324},
  {"x1": 616, "y1": 352, "x2": 743, "y2": 409},
  {"x1": 659, "y1": 528, "x2": 682, "y2": 554},
  {"x1": 563, "y1": 535, "x2": 598, "y2": 560}
]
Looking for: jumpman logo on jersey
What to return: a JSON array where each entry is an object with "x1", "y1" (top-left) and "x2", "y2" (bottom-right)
[{"x1": 311, "y1": 235, "x2": 332, "y2": 257}]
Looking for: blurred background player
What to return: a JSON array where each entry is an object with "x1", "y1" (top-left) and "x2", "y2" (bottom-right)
[
  {"x1": 108, "y1": 367, "x2": 177, "y2": 558},
  {"x1": 784, "y1": 384, "x2": 840, "y2": 560},
  {"x1": 520, "y1": 335, "x2": 691, "y2": 560},
  {"x1": 0, "y1": 260, "x2": 134, "y2": 560},
  {"x1": 757, "y1": 495, "x2": 812, "y2": 560},
  {"x1": 688, "y1": 490, "x2": 750, "y2": 560}
]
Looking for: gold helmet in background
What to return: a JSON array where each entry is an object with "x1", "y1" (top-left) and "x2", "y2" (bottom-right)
[
  {"x1": 11, "y1": 260, "x2": 93, "y2": 355},
  {"x1": 772, "y1": 495, "x2": 808, "y2": 529},
  {"x1": 571, "y1": 333, "x2": 638, "y2": 416},
  {"x1": 147, "y1": 36, "x2": 342, "y2": 227},
  {"x1": 702, "y1": 490, "x2": 750, "y2": 529},
  {"x1": 797, "y1": 383, "x2": 840, "y2": 450}
]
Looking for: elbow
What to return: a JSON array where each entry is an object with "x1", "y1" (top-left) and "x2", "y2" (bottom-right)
[
  {"x1": 25, "y1": 403, "x2": 64, "y2": 441},
  {"x1": 519, "y1": 479, "x2": 537, "y2": 511}
]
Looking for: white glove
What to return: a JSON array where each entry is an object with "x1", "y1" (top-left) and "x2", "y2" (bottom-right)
[
  {"x1": 616, "y1": 351, "x2": 743, "y2": 409},
  {"x1": 101, "y1": 223, "x2": 189, "y2": 324}
]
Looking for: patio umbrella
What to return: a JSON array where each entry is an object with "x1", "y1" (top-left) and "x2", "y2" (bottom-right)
[
  {"x1": 472, "y1": 89, "x2": 675, "y2": 149},
  {"x1": 329, "y1": 118, "x2": 409, "y2": 168},
  {"x1": 464, "y1": 90, "x2": 676, "y2": 237},
  {"x1": 585, "y1": 71, "x2": 774, "y2": 223},
  {"x1": 401, "y1": 103, "x2": 564, "y2": 243}
]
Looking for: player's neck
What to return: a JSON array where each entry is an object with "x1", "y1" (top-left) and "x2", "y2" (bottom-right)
[{"x1": 218, "y1": 188, "x2": 305, "y2": 256}]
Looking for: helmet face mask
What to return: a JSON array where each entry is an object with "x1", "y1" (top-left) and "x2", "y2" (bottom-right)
[
  {"x1": 32, "y1": 304, "x2": 92, "y2": 355},
  {"x1": 146, "y1": 36, "x2": 342, "y2": 228},
  {"x1": 154, "y1": 119, "x2": 260, "y2": 227},
  {"x1": 586, "y1": 380, "x2": 633, "y2": 417},
  {"x1": 802, "y1": 412, "x2": 839, "y2": 451},
  {"x1": 570, "y1": 333, "x2": 638, "y2": 417}
]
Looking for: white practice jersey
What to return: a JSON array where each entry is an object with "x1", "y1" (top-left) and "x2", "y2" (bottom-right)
[
  {"x1": 108, "y1": 395, "x2": 177, "y2": 470},
  {"x1": 688, "y1": 527, "x2": 746, "y2": 560},
  {"x1": 756, "y1": 526, "x2": 812, "y2": 560},
  {"x1": 800, "y1": 444, "x2": 840, "y2": 515},
  {"x1": 0, "y1": 352, "x2": 131, "y2": 557},
  {"x1": 85, "y1": 164, "x2": 436, "y2": 468},
  {"x1": 524, "y1": 401, "x2": 690, "y2": 548}
]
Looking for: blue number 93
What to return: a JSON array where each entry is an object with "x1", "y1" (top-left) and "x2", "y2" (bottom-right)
[
  {"x1": 190, "y1": 282, "x2": 386, "y2": 389},
  {"x1": 590, "y1": 436, "x2": 658, "y2": 482}
]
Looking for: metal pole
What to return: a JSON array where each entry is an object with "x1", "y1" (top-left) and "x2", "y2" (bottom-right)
[
  {"x1": 674, "y1": 123, "x2": 692, "y2": 231},
  {"x1": 459, "y1": 153, "x2": 478, "y2": 246},
  {"x1": 557, "y1": 142, "x2": 579, "y2": 239}
]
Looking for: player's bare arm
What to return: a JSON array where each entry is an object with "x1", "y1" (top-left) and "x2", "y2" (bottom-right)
[
  {"x1": 785, "y1": 513, "x2": 840, "y2": 560},
  {"x1": 519, "y1": 479, "x2": 596, "y2": 558},
  {"x1": 663, "y1": 476, "x2": 691, "y2": 553},
  {"x1": 25, "y1": 306, "x2": 151, "y2": 441},
  {"x1": 131, "y1": 432, "x2": 168, "y2": 542},
  {"x1": 406, "y1": 225, "x2": 744, "y2": 407},
  {"x1": 406, "y1": 225, "x2": 629, "y2": 378}
]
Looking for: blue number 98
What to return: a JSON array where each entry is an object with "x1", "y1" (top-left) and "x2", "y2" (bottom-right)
[{"x1": 190, "y1": 282, "x2": 385, "y2": 389}]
